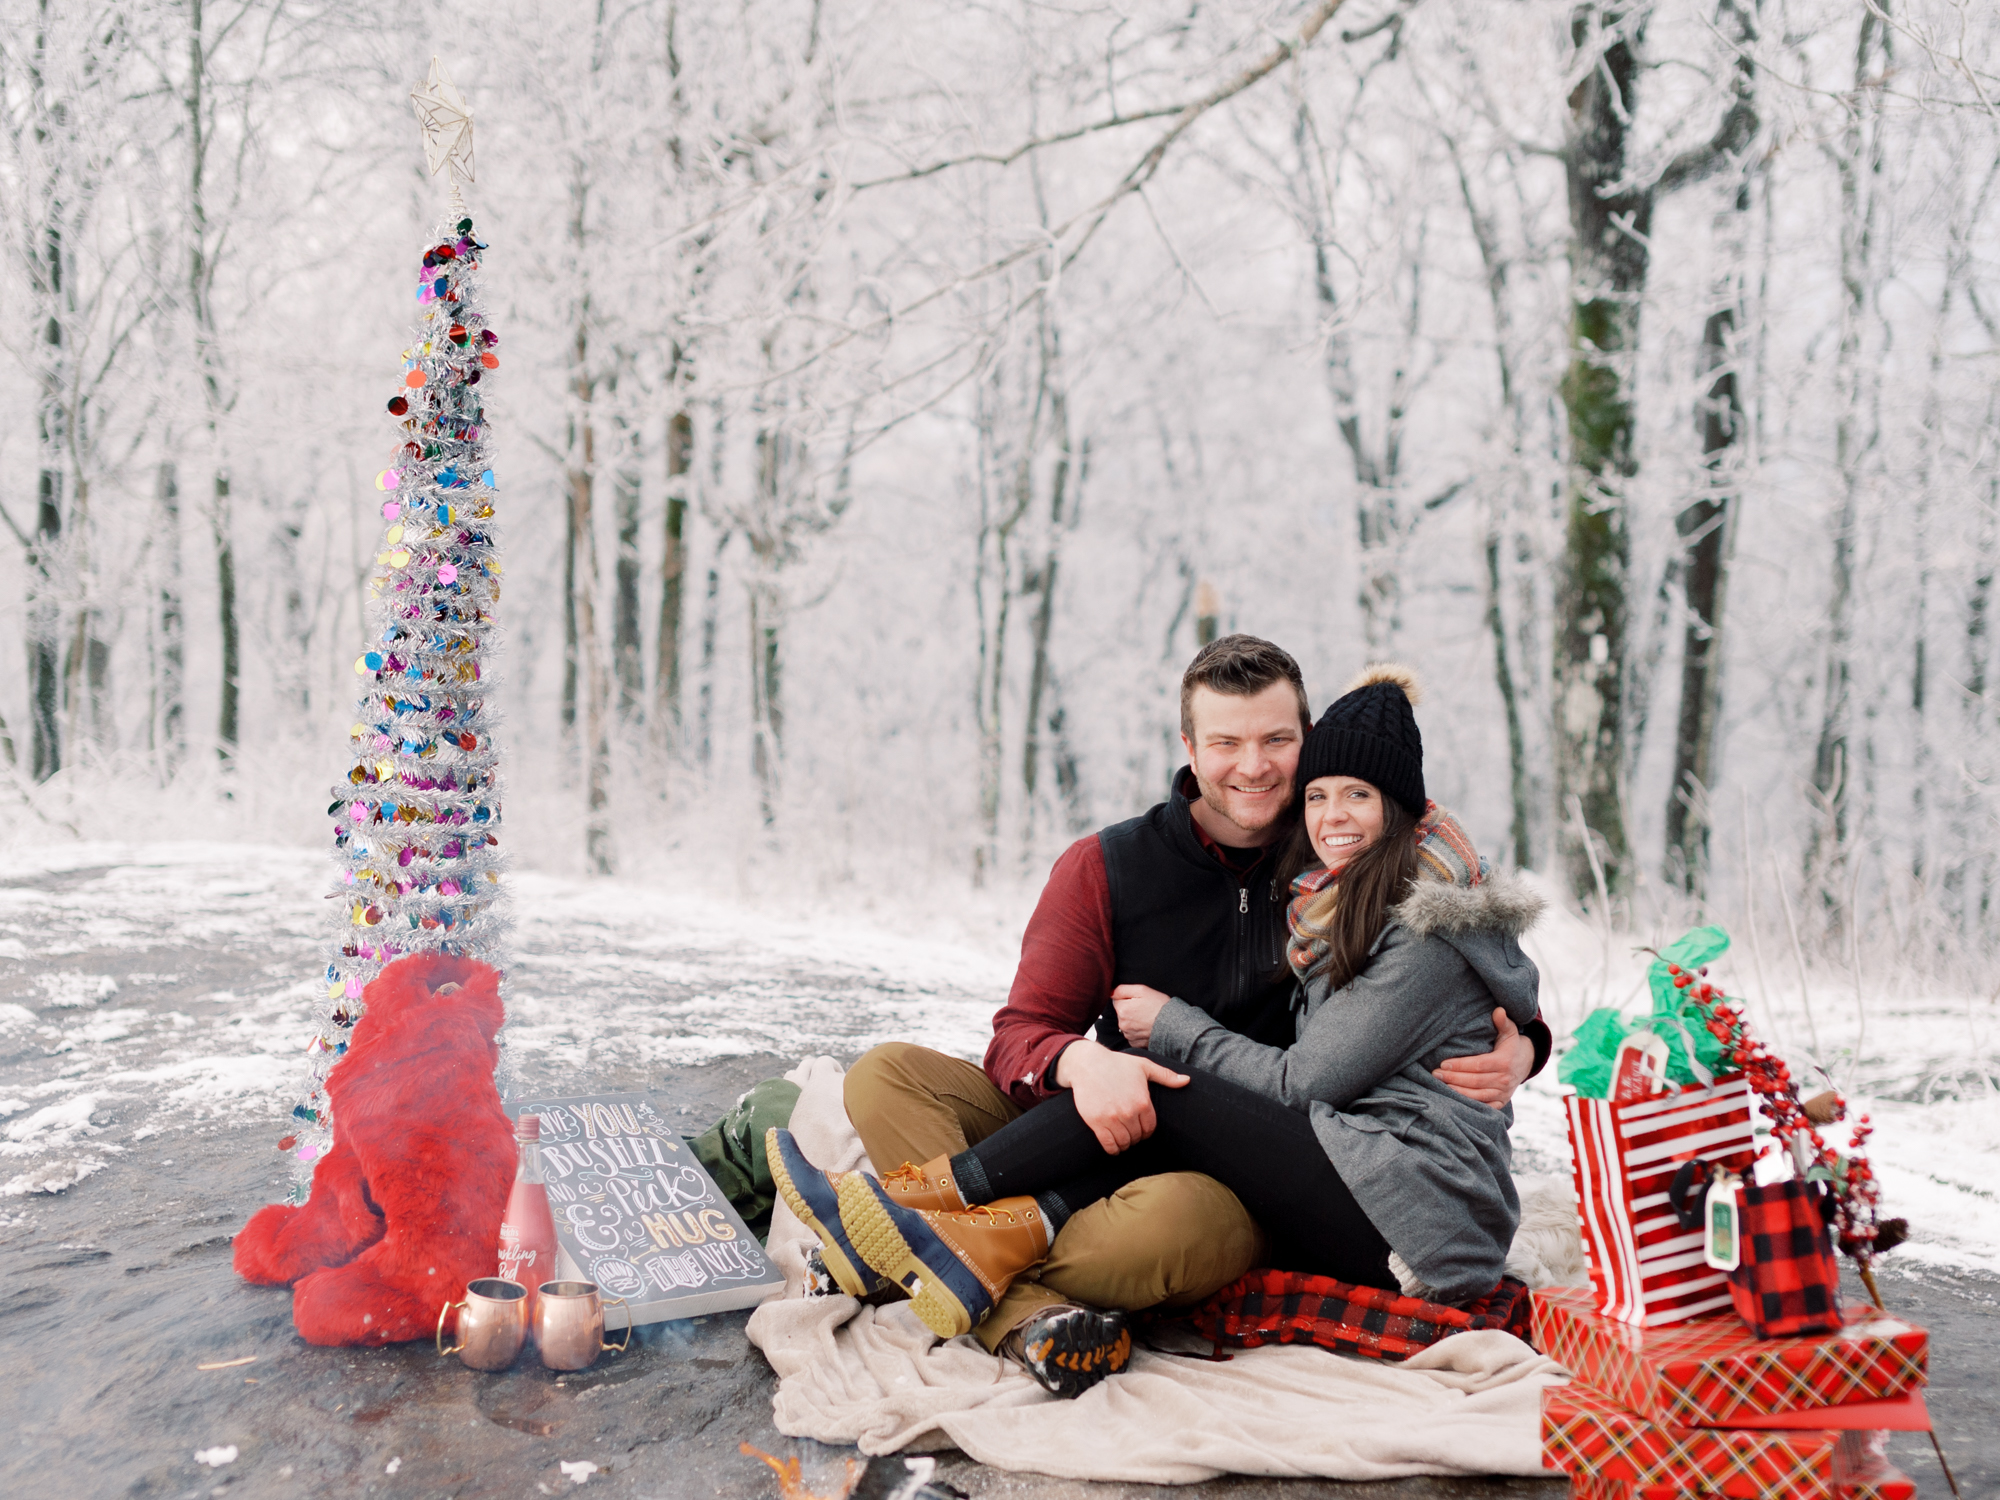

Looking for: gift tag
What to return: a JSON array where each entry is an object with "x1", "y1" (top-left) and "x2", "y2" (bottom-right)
[
  {"x1": 1703, "y1": 1177, "x2": 1742, "y2": 1271},
  {"x1": 1611, "y1": 1031, "x2": 1671, "y2": 1103}
]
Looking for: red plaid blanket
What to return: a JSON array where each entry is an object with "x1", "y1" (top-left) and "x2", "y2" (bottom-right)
[{"x1": 1178, "y1": 1270, "x2": 1536, "y2": 1362}]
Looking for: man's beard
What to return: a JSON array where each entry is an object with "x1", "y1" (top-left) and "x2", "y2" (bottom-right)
[{"x1": 1196, "y1": 775, "x2": 1291, "y2": 837}]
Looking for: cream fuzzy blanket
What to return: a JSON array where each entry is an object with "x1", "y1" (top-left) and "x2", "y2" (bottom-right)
[{"x1": 744, "y1": 1057, "x2": 1581, "y2": 1485}]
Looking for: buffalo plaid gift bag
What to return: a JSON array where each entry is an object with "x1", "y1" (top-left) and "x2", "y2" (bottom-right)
[
  {"x1": 1728, "y1": 1177, "x2": 1844, "y2": 1338},
  {"x1": 1567, "y1": 1073, "x2": 1759, "y2": 1326}
]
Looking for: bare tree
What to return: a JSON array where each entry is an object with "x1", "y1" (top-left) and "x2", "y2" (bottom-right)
[
  {"x1": 652, "y1": 392, "x2": 691, "y2": 752},
  {"x1": 1805, "y1": 5, "x2": 1893, "y2": 925},
  {"x1": 1549, "y1": 0, "x2": 1756, "y2": 901},
  {"x1": 1664, "y1": 1, "x2": 1761, "y2": 898}
]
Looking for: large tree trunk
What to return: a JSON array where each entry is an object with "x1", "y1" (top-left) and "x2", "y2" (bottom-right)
[
  {"x1": 28, "y1": 464, "x2": 62, "y2": 783},
  {"x1": 1664, "y1": 177, "x2": 1753, "y2": 896},
  {"x1": 1296, "y1": 101, "x2": 1413, "y2": 656},
  {"x1": 567, "y1": 421, "x2": 614, "y2": 873},
  {"x1": 747, "y1": 564, "x2": 783, "y2": 829},
  {"x1": 695, "y1": 524, "x2": 729, "y2": 772},
  {"x1": 612, "y1": 412, "x2": 643, "y2": 725},
  {"x1": 1960, "y1": 471, "x2": 1997, "y2": 938},
  {"x1": 185, "y1": 0, "x2": 239, "y2": 766},
  {"x1": 562, "y1": 158, "x2": 613, "y2": 870},
  {"x1": 1806, "y1": 8, "x2": 1889, "y2": 926},
  {"x1": 155, "y1": 460, "x2": 186, "y2": 776},
  {"x1": 1553, "y1": 2, "x2": 1652, "y2": 902},
  {"x1": 1442, "y1": 125, "x2": 1538, "y2": 872},
  {"x1": 1020, "y1": 370, "x2": 1079, "y2": 856},
  {"x1": 566, "y1": 340, "x2": 613, "y2": 872},
  {"x1": 971, "y1": 354, "x2": 1036, "y2": 885},
  {"x1": 562, "y1": 468, "x2": 579, "y2": 738},
  {"x1": 652, "y1": 404, "x2": 692, "y2": 752},
  {"x1": 58, "y1": 467, "x2": 108, "y2": 756},
  {"x1": 1484, "y1": 525, "x2": 1533, "y2": 870},
  {"x1": 213, "y1": 473, "x2": 238, "y2": 759},
  {"x1": 28, "y1": 108, "x2": 66, "y2": 783}
]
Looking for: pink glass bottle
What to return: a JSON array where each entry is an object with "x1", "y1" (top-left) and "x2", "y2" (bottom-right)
[{"x1": 496, "y1": 1114, "x2": 559, "y2": 1323}]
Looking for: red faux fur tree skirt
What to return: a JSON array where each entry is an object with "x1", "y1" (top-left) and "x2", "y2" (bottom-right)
[{"x1": 233, "y1": 954, "x2": 516, "y2": 1346}]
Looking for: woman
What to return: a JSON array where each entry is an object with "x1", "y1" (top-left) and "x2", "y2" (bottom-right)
[{"x1": 781, "y1": 664, "x2": 1544, "y2": 1391}]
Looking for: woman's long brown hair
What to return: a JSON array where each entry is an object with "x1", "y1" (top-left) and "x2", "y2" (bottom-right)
[{"x1": 1278, "y1": 789, "x2": 1420, "y2": 992}]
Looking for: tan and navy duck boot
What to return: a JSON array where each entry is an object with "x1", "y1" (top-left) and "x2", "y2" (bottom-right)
[
  {"x1": 766, "y1": 1130, "x2": 970, "y2": 1298},
  {"x1": 838, "y1": 1175, "x2": 1052, "y2": 1339}
]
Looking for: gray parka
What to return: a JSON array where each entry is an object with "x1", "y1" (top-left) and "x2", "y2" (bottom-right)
[{"x1": 1147, "y1": 868, "x2": 1546, "y2": 1302}]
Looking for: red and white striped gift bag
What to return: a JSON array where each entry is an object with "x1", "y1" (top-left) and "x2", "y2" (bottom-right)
[{"x1": 1566, "y1": 1074, "x2": 1759, "y2": 1327}]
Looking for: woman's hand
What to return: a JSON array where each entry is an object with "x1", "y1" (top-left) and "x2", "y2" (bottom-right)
[{"x1": 1111, "y1": 984, "x2": 1173, "y2": 1048}]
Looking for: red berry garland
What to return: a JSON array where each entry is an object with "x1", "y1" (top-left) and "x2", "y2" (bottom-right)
[{"x1": 1664, "y1": 960, "x2": 1885, "y2": 1261}]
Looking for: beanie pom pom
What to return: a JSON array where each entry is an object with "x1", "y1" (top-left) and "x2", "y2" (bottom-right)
[{"x1": 1344, "y1": 661, "x2": 1423, "y2": 707}]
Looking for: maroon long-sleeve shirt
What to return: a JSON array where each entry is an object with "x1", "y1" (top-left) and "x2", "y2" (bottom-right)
[{"x1": 983, "y1": 835, "x2": 1118, "y2": 1106}]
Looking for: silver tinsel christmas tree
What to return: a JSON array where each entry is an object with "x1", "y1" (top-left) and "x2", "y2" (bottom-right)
[{"x1": 285, "y1": 62, "x2": 507, "y2": 1194}]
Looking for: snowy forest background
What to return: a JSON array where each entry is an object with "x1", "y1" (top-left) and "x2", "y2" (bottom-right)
[{"x1": 5, "y1": 0, "x2": 2000, "y2": 1004}]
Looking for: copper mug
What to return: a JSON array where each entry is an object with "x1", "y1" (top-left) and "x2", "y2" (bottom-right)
[
  {"x1": 534, "y1": 1280, "x2": 631, "y2": 1371},
  {"x1": 436, "y1": 1277, "x2": 529, "y2": 1371}
]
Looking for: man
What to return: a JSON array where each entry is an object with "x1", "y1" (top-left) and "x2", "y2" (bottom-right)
[{"x1": 833, "y1": 636, "x2": 1548, "y2": 1383}]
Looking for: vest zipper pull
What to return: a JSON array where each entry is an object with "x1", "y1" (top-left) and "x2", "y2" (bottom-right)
[{"x1": 1239, "y1": 886, "x2": 1248, "y2": 915}]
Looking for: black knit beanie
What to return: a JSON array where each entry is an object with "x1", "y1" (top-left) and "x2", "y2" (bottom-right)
[{"x1": 1298, "y1": 664, "x2": 1426, "y2": 818}]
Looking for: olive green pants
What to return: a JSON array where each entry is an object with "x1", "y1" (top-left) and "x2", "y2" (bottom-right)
[{"x1": 843, "y1": 1041, "x2": 1264, "y2": 1351}]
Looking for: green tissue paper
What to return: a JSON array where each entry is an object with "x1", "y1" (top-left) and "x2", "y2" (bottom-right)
[{"x1": 1559, "y1": 925, "x2": 1734, "y2": 1099}]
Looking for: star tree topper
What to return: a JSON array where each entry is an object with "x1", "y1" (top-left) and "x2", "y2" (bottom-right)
[{"x1": 411, "y1": 57, "x2": 474, "y2": 205}]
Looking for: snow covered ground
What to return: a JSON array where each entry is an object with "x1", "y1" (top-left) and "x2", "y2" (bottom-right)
[{"x1": 3, "y1": 840, "x2": 1996, "y2": 1279}]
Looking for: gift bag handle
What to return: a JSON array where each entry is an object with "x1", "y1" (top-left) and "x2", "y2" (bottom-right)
[{"x1": 1668, "y1": 1158, "x2": 1711, "y2": 1230}]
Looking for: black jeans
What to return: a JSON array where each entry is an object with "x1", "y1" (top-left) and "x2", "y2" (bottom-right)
[{"x1": 957, "y1": 1053, "x2": 1396, "y2": 1290}]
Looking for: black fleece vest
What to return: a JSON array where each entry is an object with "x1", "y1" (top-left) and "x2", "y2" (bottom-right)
[{"x1": 1093, "y1": 769, "x2": 1296, "y2": 1051}]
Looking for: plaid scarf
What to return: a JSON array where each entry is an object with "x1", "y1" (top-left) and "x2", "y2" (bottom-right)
[{"x1": 1286, "y1": 801, "x2": 1483, "y2": 979}]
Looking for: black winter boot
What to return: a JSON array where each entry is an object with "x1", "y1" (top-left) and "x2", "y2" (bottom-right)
[{"x1": 1000, "y1": 1302, "x2": 1132, "y2": 1397}]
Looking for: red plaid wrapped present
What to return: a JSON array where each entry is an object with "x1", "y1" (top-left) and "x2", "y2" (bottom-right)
[
  {"x1": 1543, "y1": 1380, "x2": 1908, "y2": 1499},
  {"x1": 1568, "y1": 1074, "x2": 1759, "y2": 1326},
  {"x1": 1730, "y1": 1177, "x2": 1843, "y2": 1337},
  {"x1": 1534, "y1": 1286, "x2": 1928, "y2": 1427},
  {"x1": 1567, "y1": 1442, "x2": 1914, "y2": 1500},
  {"x1": 1181, "y1": 1269, "x2": 1532, "y2": 1361}
]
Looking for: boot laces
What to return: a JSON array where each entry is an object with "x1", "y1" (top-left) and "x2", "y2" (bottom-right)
[{"x1": 880, "y1": 1162, "x2": 931, "y2": 1190}]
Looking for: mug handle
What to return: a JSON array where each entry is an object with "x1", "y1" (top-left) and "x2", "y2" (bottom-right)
[
  {"x1": 602, "y1": 1295, "x2": 632, "y2": 1353},
  {"x1": 436, "y1": 1298, "x2": 468, "y2": 1356}
]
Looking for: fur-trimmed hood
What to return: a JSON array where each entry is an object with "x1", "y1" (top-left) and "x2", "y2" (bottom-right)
[
  {"x1": 1380, "y1": 867, "x2": 1543, "y2": 1029},
  {"x1": 1392, "y1": 868, "x2": 1546, "y2": 942}
]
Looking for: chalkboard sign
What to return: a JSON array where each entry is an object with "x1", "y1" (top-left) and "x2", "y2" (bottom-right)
[{"x1": 509, "y1": 1091, "x2": 785, "y2": 1326}]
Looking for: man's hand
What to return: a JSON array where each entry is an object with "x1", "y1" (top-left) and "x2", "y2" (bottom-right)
[
  {"x1": 1433, "y1": 1009, "x2": 1535, "y2": 1108},
  {"x1": 1053, "y1": 1038, "x2": 1188, "y2": 1154},
  {"x1": 1110, "y1": 984, "x2": 1172, "y2": 1048}
]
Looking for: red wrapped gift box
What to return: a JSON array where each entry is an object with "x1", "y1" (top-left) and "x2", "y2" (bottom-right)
[
  {"x1": 1544, "y1": 1381, "x2": 1911, "y2": 1499},
  {"x1": 1534, "y1": 1286, "x2": 1928, "y2": 1426},
  {"x1": 1566, "y1": 1442, "x2": 1914, "y2": 1500}
]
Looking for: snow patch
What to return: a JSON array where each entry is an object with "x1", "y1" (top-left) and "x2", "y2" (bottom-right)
[
  {"x1": 0, "y1": 1003, "x2": 35, "y2": 1034},
  {"x1": 2, "y1": 1093, "x2": 104, "y2": 1152},
  {"x1": 0, "y1": 938, "x2": 27, "y2": 960},
  {"x1": 194, "y1": 1446, "x2": 238, "y2": 1467},
  {"x1": 56, "y1": 1009, "x2": 149, "y2": 1048},
  {"x1": 3, "y1": 1155, "x2": 107, "y2": 1195},
  {"x1": 35, "y1": 973, "x2": 118, "y2": 1008}
]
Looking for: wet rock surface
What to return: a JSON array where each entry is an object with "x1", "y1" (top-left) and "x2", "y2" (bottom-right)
[
  {"x1": 7, "y1": 1049, "x2": 1994, "y2": 1498},
  {"x1": 1, "y1": 849, "x2": 1993, "y2": 1497}
]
